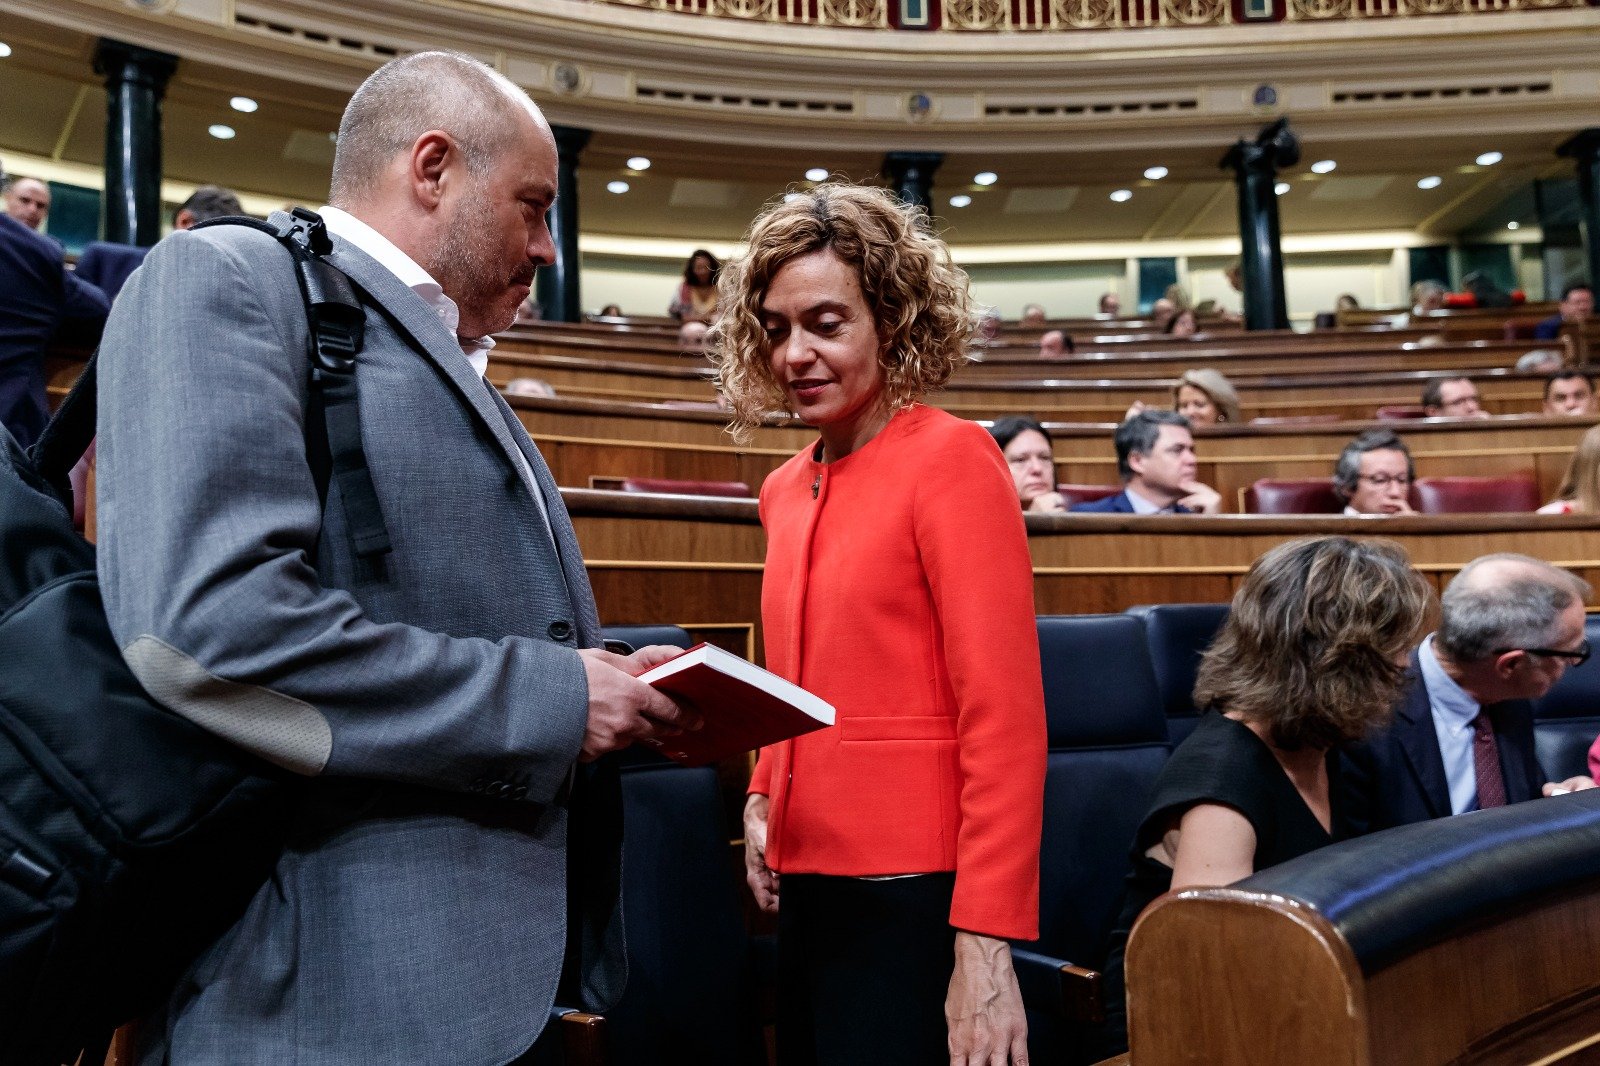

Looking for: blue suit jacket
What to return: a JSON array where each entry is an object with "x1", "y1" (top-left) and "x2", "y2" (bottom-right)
[
  {"x1": 1533, "y1": 314, "x2": 1563, "y2": 341},
  {"x1": 1069, "y1": 490, "x2": 1192, "y2": 514},
  {"x1": 1339, "y1": 656, "x2": 1545, "y2": 834},
  {"x1": 0, "y1": 215, "x2": 109, "y2": 449}
]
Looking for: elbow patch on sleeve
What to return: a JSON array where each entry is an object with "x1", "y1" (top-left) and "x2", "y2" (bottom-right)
[{"x1": 122, "y1": 635, "x2": 333, "y2": 776}]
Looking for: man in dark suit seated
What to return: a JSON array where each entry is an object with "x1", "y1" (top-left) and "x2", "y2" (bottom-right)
[
  {"x1": 0, "y1": 166, "x2": 110, "y2": 449},
  {"x1": 1535, "y1": 283, "x2": 1592, "y2": 341},
  {"x1": 1069, "y1": 410, "x2": 1221, "y2": 514},
  {"x1": 1342, "y1": 554, "x2": 1596, "y2": 833}
]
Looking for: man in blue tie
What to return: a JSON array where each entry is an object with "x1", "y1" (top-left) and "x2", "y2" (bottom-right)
[{"x1": 1342, "y1": 554, "x2": 1596, "y2": 832}]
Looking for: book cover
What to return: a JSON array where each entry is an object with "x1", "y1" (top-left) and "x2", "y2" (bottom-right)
[{"x1": 634, "y1": 643, "x2": 835, "y2": 766}]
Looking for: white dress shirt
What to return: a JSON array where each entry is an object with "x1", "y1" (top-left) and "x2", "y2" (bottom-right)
[
  {"x1": 1417, "y1": 634, "x2": 1484, "y2": 814},
  {"x1": 1125, "y1": 486, "x2": 1173, "y2": 515},
  {"x1": 318, "y1": 207, "x2": 547, "y2": 524}
]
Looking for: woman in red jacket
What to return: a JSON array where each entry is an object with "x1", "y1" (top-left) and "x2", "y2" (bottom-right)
[{"x1": 708, "y1": 184, "x2": 1047, "y2": 1066}]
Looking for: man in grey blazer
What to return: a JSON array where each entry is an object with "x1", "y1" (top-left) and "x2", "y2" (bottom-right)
[{"x1": 96, "y1": 52, "x2": 695, "y2": 1064}]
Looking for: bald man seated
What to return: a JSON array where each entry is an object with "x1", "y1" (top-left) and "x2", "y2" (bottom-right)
[
  {"x1": 1341, "y1": 554, "x2": 1596, "y2": 834},
  {"x1": 3, "y1": 176, "x2": 50, "y2": 231}
]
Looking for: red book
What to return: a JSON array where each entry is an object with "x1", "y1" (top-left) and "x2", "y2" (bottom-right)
[{"x1": 634, "y1": 643, "x2": 835, "y2": 766}]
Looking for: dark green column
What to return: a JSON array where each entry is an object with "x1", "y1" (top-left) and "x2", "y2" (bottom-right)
[
  {"x1": 1558, "y1": 129, "x2": 1600, "y2": 294},
  {"x1": 883, "y1": 151, "x2": 944, "y2": 213},
  {"x1": 535, "y1": 124, "x2": 591, "y2": 323},
  {"x1": 1220, "y1": 118, "x2": 1298, "y2": 331},
  {"x1": 94, "y1": 39, "x2": 177, "y2": 248}
]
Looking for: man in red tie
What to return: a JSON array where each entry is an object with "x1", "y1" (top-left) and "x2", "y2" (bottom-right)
[{"x1": 1341, "y1": 553, "x2": 1596, "y2": 832}]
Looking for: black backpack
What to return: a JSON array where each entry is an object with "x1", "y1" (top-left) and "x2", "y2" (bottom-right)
[{"x1": 0, "y1": 209, "x2": 390, "y2": 1065}]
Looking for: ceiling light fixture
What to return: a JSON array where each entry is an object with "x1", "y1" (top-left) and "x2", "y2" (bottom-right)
[
  {"x1": 1476, "y1": 151, "x2": 1504, "y2": 167},
  {"x1": 949, "y1": 194, "x2": 972, "y2": 208},
  {"x1": 229, "y1": 96, "x2": 258, "y2": 113},
  {"x1": 0, "y1": 43, "x2": 12, "y2": 59},
  {"x1": 1143, "y1": 166, "x2": 1169, "y2": 181},
  {"x1": 1310, "y1": 159, "x2": 1336, "y2": 175},
  {"x1": 1109, "y1": 189, "x2": 1133, "y2": 203},
  {"x1": 606, "y1": 180, "x2": 629, "y2": 194},
  {"x1": 974, "y1": 171, "x2": 998, "y2": 186},
  {"x1": 1507, "y1": 221, "x2": 1521, "y2": 230},
  {"x1": 208, "y1": 124, "x2": 236, "y2": 140},
  {"x1": 805, "y1": 167, "x2": 829, "y2": 182},
  {"x1": 1274, "y1": 182, "x2": 1290, "y2": 195},
  {"x1": 626, "y1": 156, "x2": 651, "y2": 171},
  {"x1": 1417, "y1": 175, "x2": 1442, "y2": 190}
]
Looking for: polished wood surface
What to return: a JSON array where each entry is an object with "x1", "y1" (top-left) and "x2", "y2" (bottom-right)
[{"x1": 1124, "y1": 875, "x2": 1600, "y2": 1065}]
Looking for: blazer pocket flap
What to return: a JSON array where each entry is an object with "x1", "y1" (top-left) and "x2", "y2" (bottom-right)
[{"x1": 840, "y1": 715, "x2": 957, "y2": 742}]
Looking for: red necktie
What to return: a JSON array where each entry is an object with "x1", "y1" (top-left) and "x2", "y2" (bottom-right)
[{"x1": 1471, "y1": 713, "x2": 1507, "y2": 809}]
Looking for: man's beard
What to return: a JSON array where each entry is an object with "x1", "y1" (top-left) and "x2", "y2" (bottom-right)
[{"x1": 428, "y1": 206, "x2": 536, "y2": 337}]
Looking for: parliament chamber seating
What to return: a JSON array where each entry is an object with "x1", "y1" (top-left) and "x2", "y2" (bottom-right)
[
  {"x1": 1123, "y1": 788, "x2": 1600, "y2": 1064},
  {"x1": 1530, "y1": 614, "x2": 1600, "y2": 783},
  {"x1": 618, "y1": 477, "x2": 753, "y2": 498},
  {"x1": 1375, "y1": 404, "x2": 1429, "y2": 419},
  {"x1": 1241, "y1": 478, "x2": 1343, "y2": 515},
  {"x1": 1018, "y1": 615, "x2": 1172, "y2": 1066},
  {"x1": 1125, "y1": 604, "x2": 1229, "y2": 744},
  {"x1": 1412, "y1": 474, "x2": 1540, "y2": 514}
]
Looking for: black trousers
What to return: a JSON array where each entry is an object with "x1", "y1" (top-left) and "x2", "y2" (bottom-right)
[{"x1": 776, "y1": 872, "x2": 958, "y2": 1066}]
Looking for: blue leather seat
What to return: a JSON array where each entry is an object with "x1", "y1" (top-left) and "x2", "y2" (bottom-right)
[
  {"x1": 1126, "y1": 603, "x2": 1229, "y2": 745},
  {"x1": 1016, "y1": 614, "x2": 1171, "y2": 1065},
  {"x1": 1530, "y1": 615, "x2": 1600, "y2": 782}
]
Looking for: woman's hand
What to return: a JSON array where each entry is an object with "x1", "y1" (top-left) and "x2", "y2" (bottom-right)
[
  {"x1": 1025, "y1": 491, "x2": 1068, "y2": 514},
  {"x1": 743, "y1": 794, "x2": 779, "y2": 913},
  {"x1": 945, "y1": 932, "x2": 1028, "y2": 1065}
]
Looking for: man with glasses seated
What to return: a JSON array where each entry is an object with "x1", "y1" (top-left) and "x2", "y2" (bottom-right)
[
  {"x1": 1334, "y1": 429, "x2": 1416, "y2": 516},
  {"x1": 1421, "y1": 376, "x2": 1491, "y2": 419},
  {"x1": 1342, "y1": 554, "x2": 1596, "y2": 833}
]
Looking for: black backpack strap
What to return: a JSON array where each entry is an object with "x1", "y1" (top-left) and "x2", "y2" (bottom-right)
[
  {"x1": 195, "y1": 211, "x2": 391, "y2": 561},
  {"x1": 28, "y1": 350, "x2": 99, "y2": 506}
]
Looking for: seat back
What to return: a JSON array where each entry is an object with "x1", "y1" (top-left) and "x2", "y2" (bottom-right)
[
  {"x1": 1057, "y1": 483, "x2": 1122, "y2": 508},
  {"x1": 1028, "y1": 614, "x2": 1170, "y2": 1064},
  {"x1": 1126, "y1": 603, "x2": 1229, "y2": 745},
  {"x1": 1242, "y1": 478, "x2": 1342, "y2": 515},
  {"x1": 1412, "y1": 475, "x2": 1540, "y2": 514},
  {"x1": 618, "y1": 477, "x2": 753, "y2": 498},
  {"x1": 1375, "y1": 404, "x2": 1429, "y2": 420},
  {"x1": 599, "y1": 623, "x2": 761, "y2": 1065},
  {"x1": 1530, "y1": 615, "x2": 1600, "y2": 782}
]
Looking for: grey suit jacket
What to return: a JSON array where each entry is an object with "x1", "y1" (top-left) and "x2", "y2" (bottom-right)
[{"x1": 96, "y1": 214, "x2": 624, "y2": 1064}]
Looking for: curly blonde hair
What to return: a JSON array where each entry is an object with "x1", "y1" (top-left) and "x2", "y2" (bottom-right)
[
  {"x1": 1194, "y1": 536, "x2": 1431, "y2": 751},
  {"x1": 706, "y1": 184, "x2": 974, "y2": 442}
]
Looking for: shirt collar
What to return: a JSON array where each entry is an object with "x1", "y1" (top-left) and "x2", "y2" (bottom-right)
[
  {"x1": 318, "y1": 206, "x2": 495, "y2": 374},
  {"x1": 1418, "y1": 634, "x2": 1481, "y2": 733},
  {"x1": 1125, "y1": 485, "x2": 1173, "y2": 515}
]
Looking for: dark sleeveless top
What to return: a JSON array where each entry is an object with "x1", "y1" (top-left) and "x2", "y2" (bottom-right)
[{"x1": 1094, "y1": 710, "x2": 1347, "y2": 1056}]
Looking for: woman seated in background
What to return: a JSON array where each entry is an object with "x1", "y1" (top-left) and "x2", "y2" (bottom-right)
[
  {"x1": 1539, "y1": 423, "x2": 1600, "y2": 514},
  {"x1": 990, "y1": 416, "x2": 1066, "y2": 513},
  {"x1": 1164, "y1": 307, "x2": 1199, "y2": 338},
  {"x1": 1095, "y1": 535, "x2": 1430, "y2": 1056},
  {"x1": 669, "y1": 248, "x2": 721, "y2": 322},
  {"x1": 1125, "y1": 367, "x2": 1241, "y2": 426}
]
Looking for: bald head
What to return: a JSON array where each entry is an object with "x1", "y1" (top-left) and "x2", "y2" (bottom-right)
[
  {"x1": 329, "y1": 51, "x2": 545, "y2": 207},
  {"x1": 1438, "y1": 553, "x2": 1591, "y2": 664}
]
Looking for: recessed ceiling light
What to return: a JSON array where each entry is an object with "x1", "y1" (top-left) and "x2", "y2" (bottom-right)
[
  {"x1": 974, "y1": 171, "x2": 998, "y2": 186},
  {"x1": 0, "y1": 42, "x2": 15, "y2": 59},
  {"x1": 229, "y1": 96, "x2": 258, "y2": 113},
  {"x1": 1507, "y1": 221, "x2": 1521, "y2": 230},
  {"x1": 606, "y1": 180, "x2": 629, "y2": 194},
  {"x1": 949, "y1": 194, "x2": 972, "y2": 208},
  {"x1": 1417, "y1": 175, "x2": 1442, "y2": 190},
  {"x1": 1310, "y1": 159, "x2": 1336, "y2": 175},
  {"x1": 1143, "y1": 166, "x2": 1169, "y2": 181},
  {"x1": 208, "y1": 124, "x2": 236, "y2": 140},
  {"x1": 805, "y1": 167, "x2": 829, "y2": 182},
  {"x1": 1275, "y1": 182, "x2": 1291, "y2": 195},
  {"x1": 1109, "y1": 189, "x2": 1133, "y2": 203},
  {"x1": 626, "y1": 156, "x2": 651, "y2": 171},
  {"x1": 1476, "y1": 151, "x2": 1504, "y2": 167}
]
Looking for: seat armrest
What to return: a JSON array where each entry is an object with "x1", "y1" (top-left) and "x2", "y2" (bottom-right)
[
  {"x1": 1010, "y1": 947, "x2": 1105, "y2": 1024},
  {"x1": 550, "y1": 1006, "x2": 608, "y2": 1065}
]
